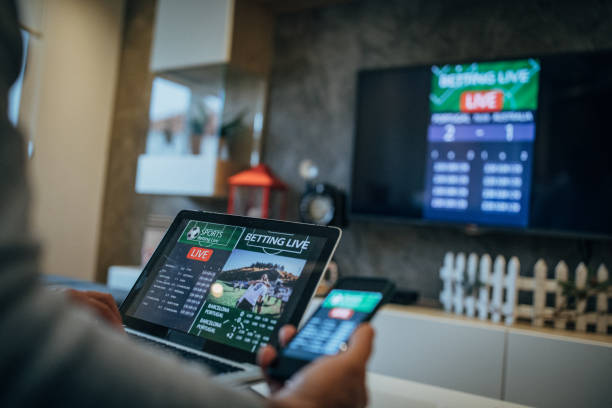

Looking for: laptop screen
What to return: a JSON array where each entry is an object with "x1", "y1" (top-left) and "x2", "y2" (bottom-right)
[{"x1": 124, "y1": 218, "x2": 330, "y2": 353}]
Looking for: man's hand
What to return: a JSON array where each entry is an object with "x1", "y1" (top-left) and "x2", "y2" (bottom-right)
[
  {"x1": 258, "y1": 324, "x2": 374, "y2": 408},
  {"x1": 66, "y1": 289, "x2": 124, "y2": 330}
]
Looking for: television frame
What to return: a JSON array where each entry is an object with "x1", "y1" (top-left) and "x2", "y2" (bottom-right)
[{"x1": 349, "y1": 50, "x2": 612, "y2": 241}]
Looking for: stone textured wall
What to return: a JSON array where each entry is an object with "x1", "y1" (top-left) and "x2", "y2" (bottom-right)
[{"x1": 264, "y1": 0, "x2": 612, "y2": 300}]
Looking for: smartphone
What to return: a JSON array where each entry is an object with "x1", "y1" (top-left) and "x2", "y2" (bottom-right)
[{"x1": 267, "y1": 277, "x2": 395, "y2": 381}]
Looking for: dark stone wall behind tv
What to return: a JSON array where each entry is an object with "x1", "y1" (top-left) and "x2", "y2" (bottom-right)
[{"x1": 264, "y1": 0, "x2": 612, "y2": 300}]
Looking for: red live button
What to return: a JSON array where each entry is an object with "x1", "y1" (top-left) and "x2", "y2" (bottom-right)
[
  {"x1": 186, "y1": 247, "x2": 213, "y2": 262},
  {"x1": 460, "y1": 90, "x2": 504, "y2": 112},
  {"x1": 328, "y1": 307, "x2": 354, "y2": 320}
]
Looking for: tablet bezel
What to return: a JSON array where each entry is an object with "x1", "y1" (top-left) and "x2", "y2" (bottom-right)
[{"x1": 120, "y1": 210, "x2": 341, "y2": 364}]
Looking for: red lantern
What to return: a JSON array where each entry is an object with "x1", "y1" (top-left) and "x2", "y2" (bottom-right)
[{"x1": 227, "y1": 164, "x2": 288, "y2": 219}]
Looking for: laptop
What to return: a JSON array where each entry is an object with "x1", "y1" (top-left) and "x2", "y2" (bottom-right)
[{"x1": 120, "y1": 210, "x2": 341, "y2": 384}]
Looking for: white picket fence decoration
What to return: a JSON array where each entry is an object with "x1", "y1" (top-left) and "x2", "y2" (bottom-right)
[{"x1": 439, "y1": 252, "x2": 611, "y2": 334}]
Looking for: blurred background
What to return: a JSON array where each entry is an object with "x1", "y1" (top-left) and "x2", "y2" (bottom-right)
[
  {"x1": 10, "y1": 2, "x2": 612, "y2": 407},
  {"x1": 12, "y1": 0, "x2": 612, "y2": 302}
]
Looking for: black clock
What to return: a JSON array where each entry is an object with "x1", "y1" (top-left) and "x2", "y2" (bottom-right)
[{"x1": 299, "y1": 183, "x2": 347, "y2": 227}]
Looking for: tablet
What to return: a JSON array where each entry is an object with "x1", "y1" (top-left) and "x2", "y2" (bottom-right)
[{"x1": 120, "y1": 210, "x2": 341, "y2": 364}]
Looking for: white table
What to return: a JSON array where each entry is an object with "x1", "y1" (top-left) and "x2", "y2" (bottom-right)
[
  {"x1": 366, "y1": 373, "x2": 529, "y2": 408},
  {"x1": 251, "y1": 372, "x2": 530, "y2": 408}
]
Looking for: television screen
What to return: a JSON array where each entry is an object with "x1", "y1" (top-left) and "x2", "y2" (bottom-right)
[{"x1": 351, "y1": 51, "x2": 612, "y2": 237}]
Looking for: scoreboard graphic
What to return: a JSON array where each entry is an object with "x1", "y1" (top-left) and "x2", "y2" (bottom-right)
[{"x1": 423, "y1": 59, "x2": 541, "y2": 227}]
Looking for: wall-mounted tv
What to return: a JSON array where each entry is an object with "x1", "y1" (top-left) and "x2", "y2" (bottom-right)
[{"x1": 351, "y1": 51, "x2": 612, "y2": 238}]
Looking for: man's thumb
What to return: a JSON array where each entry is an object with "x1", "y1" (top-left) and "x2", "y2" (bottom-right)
[{"x1": 345, "y1": 323, "x2": 375, "y2": 361}]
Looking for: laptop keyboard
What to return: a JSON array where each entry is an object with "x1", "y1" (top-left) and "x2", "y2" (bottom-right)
[{"x1": 128, "y1": 333, "x2": 244, "y2": 375}]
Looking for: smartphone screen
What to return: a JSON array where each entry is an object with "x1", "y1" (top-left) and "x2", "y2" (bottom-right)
[{"x1": 281, "y1": 289, "x2": 384, "y2": 361}]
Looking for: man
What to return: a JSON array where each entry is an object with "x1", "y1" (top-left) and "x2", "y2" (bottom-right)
[
  {"x1": 256, "y1": 274, "x2": 272, "y2": 313},
  {"x1": 279, "y1": 287, "x2": 292, "y2": 316},
  {"x1": 236, "y1": 274, "x2": 270, "y2": 313},
  {"x1": 270, "y1": 277, "x2": 283, "y2": 305},
  {"x1": 0, "y1": 2, "x2": 373, "y2": 407}
]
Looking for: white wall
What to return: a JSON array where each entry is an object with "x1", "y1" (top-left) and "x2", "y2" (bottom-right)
[{"x1": 20, "y1": 0, "x2": 124, "y2": 281}]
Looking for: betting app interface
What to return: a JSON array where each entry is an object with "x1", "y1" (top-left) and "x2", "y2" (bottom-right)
[
  {"x1": 283, "y1": 289, "x2": 383, "y2": 361},
  {"x1": 424, "y1": 59, "x2": 540, "y2": 227},
  {"x1": 126, "y1": 219, "x2": 327, "y2": 353}
]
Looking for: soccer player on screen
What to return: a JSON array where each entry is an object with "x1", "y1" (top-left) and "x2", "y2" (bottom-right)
[
  {"x1": 235, "y1": 274, "x2": 270, "y2": 313},
  {"x1": 279, "y1": 287, "x2": 291, "y2": 316}
]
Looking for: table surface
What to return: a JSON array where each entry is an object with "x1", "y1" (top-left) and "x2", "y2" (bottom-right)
[{"x1": 251, "y1": 372, "x2": 530, "y2": 408}]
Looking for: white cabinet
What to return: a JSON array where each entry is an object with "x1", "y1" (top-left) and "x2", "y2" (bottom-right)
[
  {"x1": 504, "y1": 331, "x2": 612, "y2": 408},
  {"x1": 151, "y1": 0, "x2": 234, "y2": 72},
  {"x1": 141, "y1": 0, "x2": 274, "y2": 198},
  {"x1": 365, "y1": 306, "x2": 612, "y2": 408},
  {"x1": 135, "y1": 155, "x2": 217, "y2": 196},
  {"x1": 150, "y1": 0, "x2": 274, "y2": 75},
  {"x1": 369, "y1": 310, "x2": 506, "y2": 399}
]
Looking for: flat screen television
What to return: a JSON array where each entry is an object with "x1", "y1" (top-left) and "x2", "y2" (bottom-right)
[{"x1": 351, "y1": 51, "x2": 612, "y2": 238}]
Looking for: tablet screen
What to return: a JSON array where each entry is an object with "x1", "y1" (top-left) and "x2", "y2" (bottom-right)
[{"x1": 124, "y1": 218, "x2": 330, "y2": 353}]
